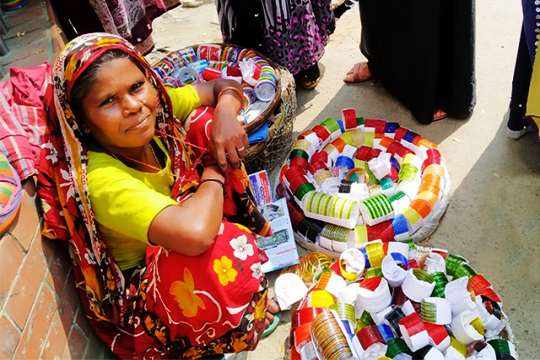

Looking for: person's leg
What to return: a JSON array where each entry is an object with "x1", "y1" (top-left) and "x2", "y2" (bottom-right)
[
  {"x1": 508, "y1": 24, "x2": 533, "y2": 139},
  {"x1": 293, "y1": 0, "x2": 334, "y2": 89},
  {"x1": 225, "y1": 0, "x2": 265, "y2": 52},
  {"x1": 358, "y1": 0, "x2": 381, "y2": 75},
  {"x1": 344, "y1": 0, "x2": 380, "y2": 82}
]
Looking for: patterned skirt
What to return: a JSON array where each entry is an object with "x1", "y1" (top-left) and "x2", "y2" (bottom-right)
[
  {"x1": 218, "y1": 0, "x2": 335, "y2": 75},
  {"x1": 131, "y1": 225, "x2": 268, "y2": 359}
]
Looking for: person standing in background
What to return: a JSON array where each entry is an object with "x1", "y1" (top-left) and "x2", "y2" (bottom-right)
[
  {"x1": 50, "y1": 0, "x2": 180, "y2": 55},
  {"x1": 345, "y1": 0, "x2": 476, "y2": 124},
  {"x1": 215, "y1": 0, "x2": 335, "y2": 90},
  {"x1": 507, "y1": 0, "x2": 540, "y2": 141}
]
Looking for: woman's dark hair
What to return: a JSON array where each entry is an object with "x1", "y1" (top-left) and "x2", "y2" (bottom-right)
[{"x1": 70, "y1": 49, "x2": 146, "y2": 121}]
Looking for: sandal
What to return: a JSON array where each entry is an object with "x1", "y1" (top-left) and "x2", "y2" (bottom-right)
[
  {"x1": 344, "y1": 62, "x2": 373, "y2": 83},
  {"x1": 295, "y1": 63, "x2": 321, "y2": 90},
  {"x1": 261, "y1": 297, "x2": 281, "y2": 338},
  {"x1": 297, "y1": 75, "x2": 320, "y2": 90},
  {"x1": 261, "y1": 311, "x2": 281, "y2": 338}
]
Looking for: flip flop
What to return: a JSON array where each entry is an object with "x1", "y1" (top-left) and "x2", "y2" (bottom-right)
[
  {"x1": 296, "y1": 64, "x2": 321, "y2": 90},
  {"x1": 262, "y1": 311, "x2": 281, "y2": 338},
  {"x1": 297, "y1": 75, "x2": 320, "y2": 90},
  {"x1": 344, "y1": 62, "x2": 373, "y2": 84}
]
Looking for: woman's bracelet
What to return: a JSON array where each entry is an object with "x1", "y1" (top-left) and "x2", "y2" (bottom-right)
[
  {"x1": 217, "y1": 86, "x2": 245, "y2": 111},
  {"x1": 198, "y1": 178, "x2": 225, "y2": 195}
]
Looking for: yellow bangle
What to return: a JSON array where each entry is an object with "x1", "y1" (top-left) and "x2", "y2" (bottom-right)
[{"x1": 218, "y1": 86, "x2": 245, "y2": 110}]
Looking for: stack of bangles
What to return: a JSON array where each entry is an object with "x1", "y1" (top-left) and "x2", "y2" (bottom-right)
[
  {"x1": 276, "y1": 108, "x2": 516, "y2": 360},
  {"x1": 284, "y1": 243, "x2": 517, "y2": 360},
  {"x1": 152, "y1": 44, "x2": 279, "y2": 119},
  {"x1": 277, "y1": 108, "x2": 450, "y2": 253}
]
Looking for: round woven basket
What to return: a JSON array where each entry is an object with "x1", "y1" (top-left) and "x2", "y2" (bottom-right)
[
  {"x1": 152, "y1": 43, "x2": 297, "y2": 174},
  {"x1": 244, "y1": 68, "x2": 297, "y2": 174},
  {"x1": 152, "y1": 43, "x2": 282, "y2": 134}
]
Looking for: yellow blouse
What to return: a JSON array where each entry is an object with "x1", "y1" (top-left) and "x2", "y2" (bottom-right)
[{"x1": 87, "y1": 85, "x2": 200, "y2": 270}]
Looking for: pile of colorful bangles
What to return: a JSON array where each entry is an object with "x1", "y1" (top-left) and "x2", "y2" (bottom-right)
[
  {"x1": 276, "y1": 109, "x2": 516, "y2": 359},
  {"x1": 277, "y1": 109, "x2": 451, "y2": 254},
  {"x1": 153, "y1": 44, "x2": 279, "y2": 126},
  {"x1": 285, "y1": 243, "x2": 517, "y2": 360}
]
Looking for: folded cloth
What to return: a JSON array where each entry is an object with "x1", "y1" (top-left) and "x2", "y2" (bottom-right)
[
  {"x1": 248, "y1": 121, "x2": 269, "y2": 145},
  {"x1": 0, "y1": 63, "x2": 50, "y2": 180}
]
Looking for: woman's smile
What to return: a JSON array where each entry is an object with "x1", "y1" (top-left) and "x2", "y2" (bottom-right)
[{"x1": 127, "y1": 114, "x2": 150, "y2": 132}]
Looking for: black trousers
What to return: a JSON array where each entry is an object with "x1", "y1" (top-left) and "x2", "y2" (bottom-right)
[
  {"x1": 508, "y1": 25, "x2": 533, "y2": 131},
  {"x1": 358, "y1": 0, "x2": 382, "y2": 76}
]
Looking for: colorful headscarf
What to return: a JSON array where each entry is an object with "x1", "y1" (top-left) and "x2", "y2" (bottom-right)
[{"x1": 37, "y1": 33, "x2": 195, "y2": 326}]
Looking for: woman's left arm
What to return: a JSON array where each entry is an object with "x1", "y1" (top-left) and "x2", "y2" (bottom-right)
[{"x1": 192, "y1": 79, "x2": 248, "y2": 173}]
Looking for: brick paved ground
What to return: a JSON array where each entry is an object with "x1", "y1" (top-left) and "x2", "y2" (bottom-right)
[
  {"x1": 0, "y1": 1, "x2": 112, "y2": 359},
  {"x1": 1, "y1": 0, "x2": 63, "y2": 71},
  {"x1": 0, "y1": 179, "x2": 113, "y2": 360}
]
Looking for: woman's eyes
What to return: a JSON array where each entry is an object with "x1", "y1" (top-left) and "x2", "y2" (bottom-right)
[
  {"x1": 98, "y1": 81, "x2": 145, "y2": 107},
  {"x1": 131, "y1": 81, "x2": 145, "y2": 92},
  {"x1": 100, "y1": 96, "x2": 115, "y2": 107}
]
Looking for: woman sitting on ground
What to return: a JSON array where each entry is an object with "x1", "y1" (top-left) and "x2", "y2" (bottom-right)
[{"x1": 38, "y1": 33, "x2": 279, "y2": 359}]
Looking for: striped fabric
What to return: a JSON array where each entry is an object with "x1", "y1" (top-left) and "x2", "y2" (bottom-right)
[
  {"x1": 0, "y1": 150, "x2": 22, "y2": 234},
  {"x1": 0, "y1": 63, "x2": 48, "y2": 180}
]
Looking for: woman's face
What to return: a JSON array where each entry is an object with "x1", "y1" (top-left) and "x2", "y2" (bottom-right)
[{"x1": 80, "y1": 58, "x2": 158, "y2": 150}]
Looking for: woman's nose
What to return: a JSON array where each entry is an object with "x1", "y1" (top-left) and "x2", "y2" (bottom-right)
[{"x1": 122, "y1": 94, "x2": 143, "y2": 117}]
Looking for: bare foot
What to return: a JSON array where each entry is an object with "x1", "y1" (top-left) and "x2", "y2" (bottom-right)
[
  {"x1": 433, "y1": 109, "x2": 448, "y2": 121},
  {"x1": 264, "y1": 298, "x2": 281, "y2": 328},
  {"x1": 344, "y1": 62, "x2": 373, "y2": 83}
]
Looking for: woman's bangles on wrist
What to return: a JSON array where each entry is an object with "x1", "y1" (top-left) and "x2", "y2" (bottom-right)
[
  {"x1": 217, "y1": 86, "x2": 245, "y2": 111},
  {"x1": 198, "y1": 178, "x2": 226, "y2": 195}
]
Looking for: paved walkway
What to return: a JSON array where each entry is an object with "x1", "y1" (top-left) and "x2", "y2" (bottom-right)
[
  {"x1": 150, "y1": 2, "x2": 540, "y2": 359},
  {"x1": 2, "y1": 1, "x2": 537, "y2": 358},
  {"x1": 1, "y1": 0, "x2": 63, "y2": 75}
]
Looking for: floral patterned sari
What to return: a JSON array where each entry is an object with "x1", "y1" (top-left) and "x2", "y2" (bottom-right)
[{"x1": 37, "y1": 33, "x2": 270, "y2": 359}]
